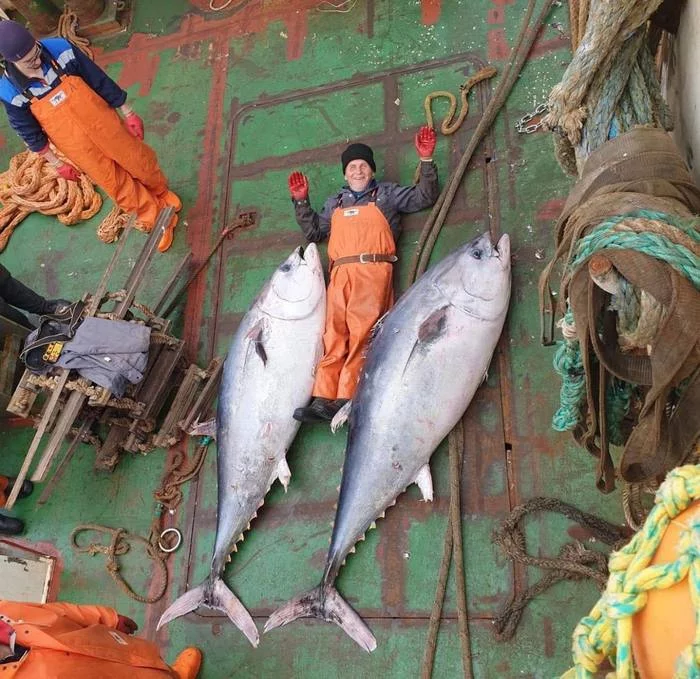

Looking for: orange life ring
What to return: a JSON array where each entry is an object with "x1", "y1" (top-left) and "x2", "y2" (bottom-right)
[{"x1": 631, "y1": 500, "x2": 700, "y2": 678}]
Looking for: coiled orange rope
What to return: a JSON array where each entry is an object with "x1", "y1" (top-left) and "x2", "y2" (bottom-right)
[{"x1": 0, "y1": 150, "x2": 102, "y2": 250}]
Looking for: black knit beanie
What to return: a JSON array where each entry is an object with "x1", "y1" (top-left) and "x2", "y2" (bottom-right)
[
  {"x1": 0, "y1": 21, "x2": 36, "y2": 62},
  {"x1": 341, "y1": 143, "x2": 376, "y2": 174}
]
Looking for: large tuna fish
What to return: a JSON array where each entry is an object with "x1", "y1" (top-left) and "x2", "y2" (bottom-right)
[
  {"x1": 157, "y1": 244, "x2": 326, "y2": 646},
  {"x1": 265, "y1": 232, "x2": 511, "y2": 651}
]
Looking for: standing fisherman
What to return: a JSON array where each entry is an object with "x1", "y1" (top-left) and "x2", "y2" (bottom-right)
[{"x1": 0, "y1": 21, "x2": 181, "y2": 252}]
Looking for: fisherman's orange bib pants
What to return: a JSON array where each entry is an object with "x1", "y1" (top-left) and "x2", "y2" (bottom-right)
[
  {"x1": 313, "y1": 200, "x2": 395, "y2": 400},
  {"x1": 29, "y1": 73, "x2": 170, "y2": 230},
  {"x1": 0, "y1": 601, "x2": 179, "y2": 678}
]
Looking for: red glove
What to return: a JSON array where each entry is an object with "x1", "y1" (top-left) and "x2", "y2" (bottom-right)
[
  {"x1": 288, "y1": 171, "x2": 309, "y2": 201},
  {"x1": 116, "y1": 615, "x2": 138, "y2": 635},
  {"x1": 415, "y1": 125, "x2": 437, "y2": 160},
  {"x1": 0, "y1": 619, "x2": 15, "y2": 646},
  {"x1": 124, "y1": 112, "x2": 144, "y2": 140},
  {"x1": 56, "y1": 163, "x2": 80, "y2": 182}
]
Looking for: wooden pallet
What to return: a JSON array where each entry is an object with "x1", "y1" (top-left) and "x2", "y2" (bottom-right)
[{"x1": 4, "y1": 209, "x2": 221, "y2": 507}]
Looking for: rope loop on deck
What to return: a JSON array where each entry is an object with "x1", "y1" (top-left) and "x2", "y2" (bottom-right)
[{"x1": 70, "y1": 523, "x2": 168, "y2": 604}]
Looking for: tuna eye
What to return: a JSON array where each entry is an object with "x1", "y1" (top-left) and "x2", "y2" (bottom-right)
[{"x1": 471, "y1": 249, "x2": 482, "y2": 260}]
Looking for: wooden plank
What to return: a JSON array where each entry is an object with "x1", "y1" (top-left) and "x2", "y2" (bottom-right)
[
  {"x1": 4, "y1": 369, "x2": 70, "y2": 508},
  {"x1": 153, "y1": 363, "x2": 206, "y2": 448},
  {"x1": 6, "y1": 369, "x2": 39, "y2": 417},
  {"x1": 37, "y1": 418, "x2": 93, "y2": 504},
  {"x1": 137, "y1": 339, "x2": 186, "y2": 420},
  {"x1": 32, "y1": 387, "x2": 87, "y2": 482},
  {"x1": 179, "y1": 358, "x2": 223, "y2": 434},
  {"x1": 94, "y1": 425, "x2": 129, "y2": 472}
]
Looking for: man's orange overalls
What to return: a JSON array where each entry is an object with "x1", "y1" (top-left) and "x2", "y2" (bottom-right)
[
  {"x1": 313, "y1": 189, "x2": 396, "y2": 400},
  {"x1": 24, "y1": 55, "x2": 172, "y2": 230}
]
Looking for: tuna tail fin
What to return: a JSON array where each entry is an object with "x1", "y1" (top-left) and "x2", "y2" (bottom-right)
[
  {"x1": 264, "y1": 585, "x2": 376, "y2": 652},
  {"x1": 157, "y1": 578, "x2": 259, "y2": 647}
]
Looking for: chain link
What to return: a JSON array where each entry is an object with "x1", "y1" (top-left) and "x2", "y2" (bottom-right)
[{"x1": 515, "y1": 102, "x2": 549, "y2": 134}]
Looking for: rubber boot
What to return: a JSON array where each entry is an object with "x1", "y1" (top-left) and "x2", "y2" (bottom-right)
[
  {"x1": 170, "y1": 647, "x2": 202, "y2": 679},
  {"x1": 6, "y1": 478, "x2": 34, "y2": 500},
  {"x1": 164, "y1": 190, "x2": 182, "y2": 213},
  {"x1": 158, "y1": 214, "x2": 178, "y2": 253},
  {"x1": 0, "y1": 514, "x2": 24, "y2": 536},
  {"x1": 293, "y1": 397, "x2": 347, "y2": 423}
]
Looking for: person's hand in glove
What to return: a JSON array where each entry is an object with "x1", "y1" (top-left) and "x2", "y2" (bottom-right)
[
  {"x1": 116, "y1": 615, "x2": 138, "y2": 635},
  {"x1": 415, "y1": 125, "x2": 437, "y2": 160},
  {"x1": 0, "y1": 619, "x2": 15, "y2": 648},
  {"x1": 37, "y1": 144, "x2": 81, "y2": 181},
  {"x1": 288, "y1": 171, "x2": 309, "y2": 201},
  {"x1": 124, "y1": 112, "x2": 144, "y2": 140},
  {"x1": 56, "y1": 163, "x2": 81, "y2": 182}
]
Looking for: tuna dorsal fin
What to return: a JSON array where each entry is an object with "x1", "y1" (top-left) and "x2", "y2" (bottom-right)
[{"x1": 246, "y1": 319, "x2": 267, "y2": 365}]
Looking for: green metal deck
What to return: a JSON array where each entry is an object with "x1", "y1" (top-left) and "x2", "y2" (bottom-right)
[{"x1": 0, "y1": 2, "x2": 623, "y2": 676}]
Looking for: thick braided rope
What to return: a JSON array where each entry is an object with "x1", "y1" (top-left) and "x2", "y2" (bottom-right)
[
  {"x1": 572, "y1": 231, "x2": 700, "y2": 290},
  {"x1": 0, "y1": 150, "x2": 102, "y2": 250},
  {"x1": 569, "y1": 211, "x2": 700, "y2": 289},
  {"x1": 562, "y1": 465, "x2": 700, "y2": 678},
  {"x1": 579, "y1": 216, "x2": 700, "y2": 256}
]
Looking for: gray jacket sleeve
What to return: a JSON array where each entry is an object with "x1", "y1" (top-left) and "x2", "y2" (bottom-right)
[
  {"x1": 386, "y1": 161, "x2": 439, "y2": 214},
  {"x1": 293, "y1": 195, "x2": 336, "y2": 242}
]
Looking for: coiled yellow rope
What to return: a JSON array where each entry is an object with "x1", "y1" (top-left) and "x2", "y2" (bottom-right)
[{"x1": 561, "y1": 464, "x2": 700, "y2": 678}]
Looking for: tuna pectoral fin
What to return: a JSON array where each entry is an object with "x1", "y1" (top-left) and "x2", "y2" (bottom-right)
[
  {"x1": 157, "y1": 579, "x2": 259, "y2": 647},
  {"x1": 246, "y1": 319, "x2": 267, "y2": 365},
  {"x1": 264, "y1": 585, "x2": 376, "y2": 652},
  {"x1": 277, "y1": 458, "x2": 291, "y2": 491},
  {"x1": 415, "y1": 463, "x2": 434, "y2": 502}
]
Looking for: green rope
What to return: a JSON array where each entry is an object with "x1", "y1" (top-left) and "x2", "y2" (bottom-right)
[
  {"x1": 554, "y1": 209, "x2": 699, "y2": 435},
  {"x1": 596, "y1": 210, "x2": 700, "y2": 241},
  {"x1": 606, "y1": 377, "x2": 633, "y2": 446},
  {"x1": 552, "y1": 309, "x2": 586, "y2": 432},
  {"x1": 572, "y1": 231, "x2": 700, "y2": 289},
  {"x1": 553, "y1": 316, "x2": 634, "y2": 439}
]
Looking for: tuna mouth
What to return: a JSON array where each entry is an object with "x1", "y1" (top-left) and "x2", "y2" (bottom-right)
[
  {"x1": 494, "y1": 233, "x2": 510, "y2": 259},
  {"x1": 297, "y1": 243, "x2": 321, "y2": 270}
]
